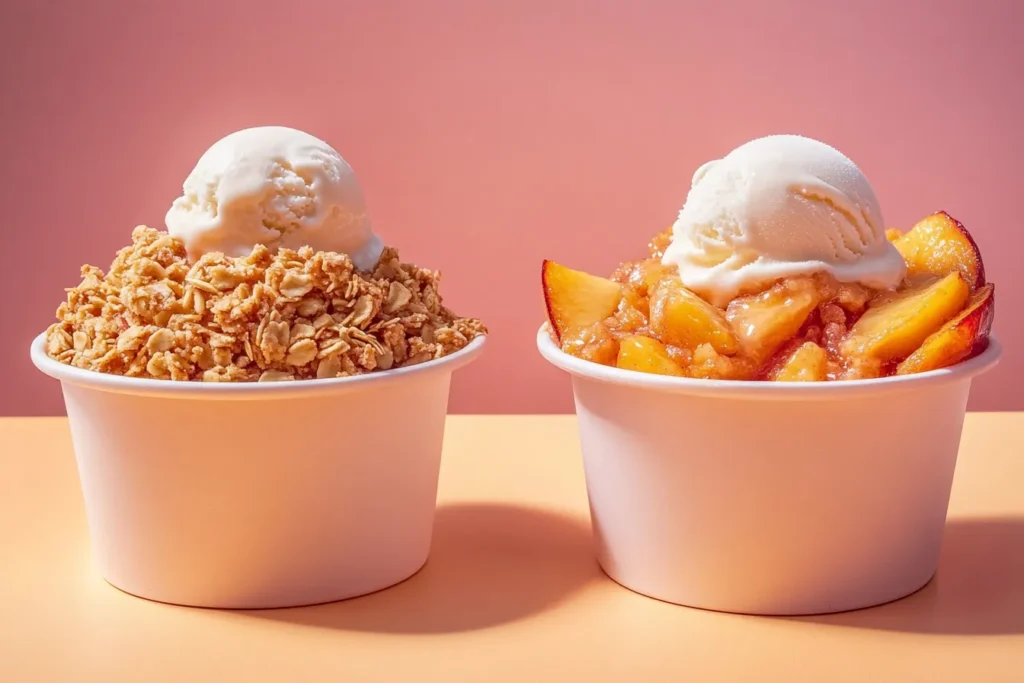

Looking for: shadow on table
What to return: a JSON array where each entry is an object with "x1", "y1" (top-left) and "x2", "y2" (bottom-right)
[
  {"x1": 243, "y1": 502, "x2": 600, "y2": 634},
  {"x1": 790, "y1": 517, "x2": 1024, "y2": 635}
]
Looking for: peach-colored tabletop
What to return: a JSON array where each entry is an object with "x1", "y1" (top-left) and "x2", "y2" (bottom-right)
[{"x1": 2, "y1": 415, "x2": 1023, "y2": 682}]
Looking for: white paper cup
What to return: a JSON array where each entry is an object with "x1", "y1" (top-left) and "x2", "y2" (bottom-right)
[
  {"x1": 31, "y1": 333, "x2": 485, "y2": 609},
  {"x1": 538, "y1": 326, "x2": 1001, "y2": 615}
]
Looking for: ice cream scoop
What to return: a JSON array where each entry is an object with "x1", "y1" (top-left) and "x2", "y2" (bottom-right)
[
  {"x1": 662, "y1": 135, "x2": 906, "y2": 306},
  {"x1": 165, "y1": 126, "x2": 383, "y2": 270}
]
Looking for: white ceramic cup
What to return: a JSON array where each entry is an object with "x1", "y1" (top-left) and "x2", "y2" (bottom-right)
[
  {"x1": 538, "y1": 326, "x2": 1001, "y2": 615},
  {"x1": 31, "y1": 333, "x2": 485, "y2": 609}
]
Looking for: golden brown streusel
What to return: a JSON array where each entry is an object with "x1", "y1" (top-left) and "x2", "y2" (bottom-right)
[{"x1": 45, "y1": 227, "x2": 487, "y2": 382}]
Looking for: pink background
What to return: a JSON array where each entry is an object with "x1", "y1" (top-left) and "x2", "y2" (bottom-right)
[{"x1": 2, "y1": 0, "x2": 1021, "y2": 414}]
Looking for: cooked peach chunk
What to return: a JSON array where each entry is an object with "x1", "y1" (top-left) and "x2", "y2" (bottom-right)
[
  {"x1": 897, "y1": 284, "x2": 995, "y2": 374},
  {"x1": 561, "y1": 322, "x2": 620, "y2": 366},
  {"x1": 688, "y1": 343, "x2": 757, "y2": 380},
  {"x1": 650, "y1": 279, "x2": 738, "y2": 354},
  {"x1": 885, "y1": 228, "x2": 903, "y2": 242},
  {"x1": 542, "y1": 260, "x2": 622, "y2": 341},
  {"x1": 612, "y1": 259, "x2": 671, "y2": 296},
  {"x1": 726, "y1": 278, "x2": 820, "y2": 364},
  {"x1": 770, "y1": 342, "x2": 828, "y2": 382},
  {"x1": 617, "y1": 335, "x2": 685, "y2": 376},
  {"x1": 841, "y1": 272, "x2": 970, "y2": 362},
  {"x1": 893, "y1": 211, "x2": 986, "y2": 291},
  {"x1": 606, "y1": 294, "x2": 649, "y2": 337},
  {"x1": 834, "y1": 281, "x2": 874, "y2": 315}
]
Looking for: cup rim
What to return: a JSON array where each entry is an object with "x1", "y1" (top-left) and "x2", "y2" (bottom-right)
[
  {"x1": 536, "y1": 324, "x2": 1001, "y2": 400},
  {"x1": 31, "y1": 331, "x2": 486, "y2": 400}
]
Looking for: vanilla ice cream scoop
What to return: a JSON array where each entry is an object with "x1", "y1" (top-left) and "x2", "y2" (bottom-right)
[
  {"x1": 662, "y1": 135, "x2": 906, "y2": 306},
  {"x1": 165, "y1": 126, "x2": 383, "y2": 270}
]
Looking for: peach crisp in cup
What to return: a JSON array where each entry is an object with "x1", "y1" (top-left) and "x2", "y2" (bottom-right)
[
  {"x1": 31, "y1": 128, "x2": 486, "y2": 609},
  {"x1": 537, "y1": 136, "x2": 1000, "y2": 615}
]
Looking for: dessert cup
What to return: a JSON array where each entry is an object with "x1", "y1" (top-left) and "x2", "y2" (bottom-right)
[
  {"x1": 31, "y1": 333, "x2": 485, "y2": 609},
  {"x1": 537, "y1": 325, "x2": 1001, "y2": 615}
]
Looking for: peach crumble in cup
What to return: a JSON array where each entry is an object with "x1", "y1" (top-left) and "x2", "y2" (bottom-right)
[
  {"x1": 537, "y1": 135, "x2": 1000, "y2": 615},
  {"x1": 31, "y1": 127, "x2": 486, "y2": 609}
]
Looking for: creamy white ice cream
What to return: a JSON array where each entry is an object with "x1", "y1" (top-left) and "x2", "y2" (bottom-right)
[
  {"x1": 165, "y1": 126, "x2": 383, "y2": 271},
  {"x1": 662, "y1": 135, "x2": 906, "y2": 306}
]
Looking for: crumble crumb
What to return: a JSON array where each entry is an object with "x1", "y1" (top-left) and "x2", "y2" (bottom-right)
[{"x1": 45, "y1": 226, "x2": 487, "y2": 381}]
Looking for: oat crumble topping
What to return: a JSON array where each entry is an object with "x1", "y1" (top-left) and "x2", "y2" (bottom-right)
[{"x1": 45, "y1": 227, "x2": 487, "y2": 382}]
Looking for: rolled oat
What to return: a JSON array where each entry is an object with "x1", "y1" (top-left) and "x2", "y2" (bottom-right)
[{"x1": 45, "y1": 226, "x2": 486, "y2": 381}]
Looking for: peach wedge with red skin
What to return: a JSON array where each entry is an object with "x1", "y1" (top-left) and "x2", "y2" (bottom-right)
[
  {"x1": 897, "y1": 284, "x2": 995, "y2": 375},
  {"x1": 841, "y1": 271, "x2": 971, "y2": 363},
  {"x1": 893, "y1": 211, "x2": 986, "y2": 291},
  {"x1": 542, "y1": 260, "x2": 623, "y2": 341}
]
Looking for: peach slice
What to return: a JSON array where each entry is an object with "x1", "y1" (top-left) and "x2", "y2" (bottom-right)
[
  {"x1": 893, "y1": 211, "x2": 986, "y2": 291},
  {"x1": 561, "y1": 321, "x2": 620, "y2": 366},
  {"x1": 688, "y1": 343, "x2": 757, "y2": 380},
  {"x1": 606, "y1": 297, "x2": 649, "y2": 338},
  {"x1": 897, "y1": 283, "x2": 995, "y2": 375},
  {"x1": 612, "y1": 259, "x2": 672, "y2": 296},
  {"x1": 885, "y1": 228, "x2": 903, "y2": 242},
  {"x1": 841, "y1": 272, "x2": 970, "y2": 362},
  {"x1": 616, "y1": 335, "x2": 685, "y2": 377},
  {"x1": 726, "y1": 278, "x2": 820, "y2": 364},
  {"x1": 542, "y1": 260, "x2": 623, "y2": 341},
  {"x1": 770, "y1": 341, "x2": 828, "y2": 382},
  {"x1": 650, "y1": 279, "x2": 738, "y2": 354}
]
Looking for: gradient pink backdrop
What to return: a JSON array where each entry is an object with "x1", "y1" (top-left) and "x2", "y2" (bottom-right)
[{"x1": 2, "y1": 0, "x2": 1021, "y2": 414}]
